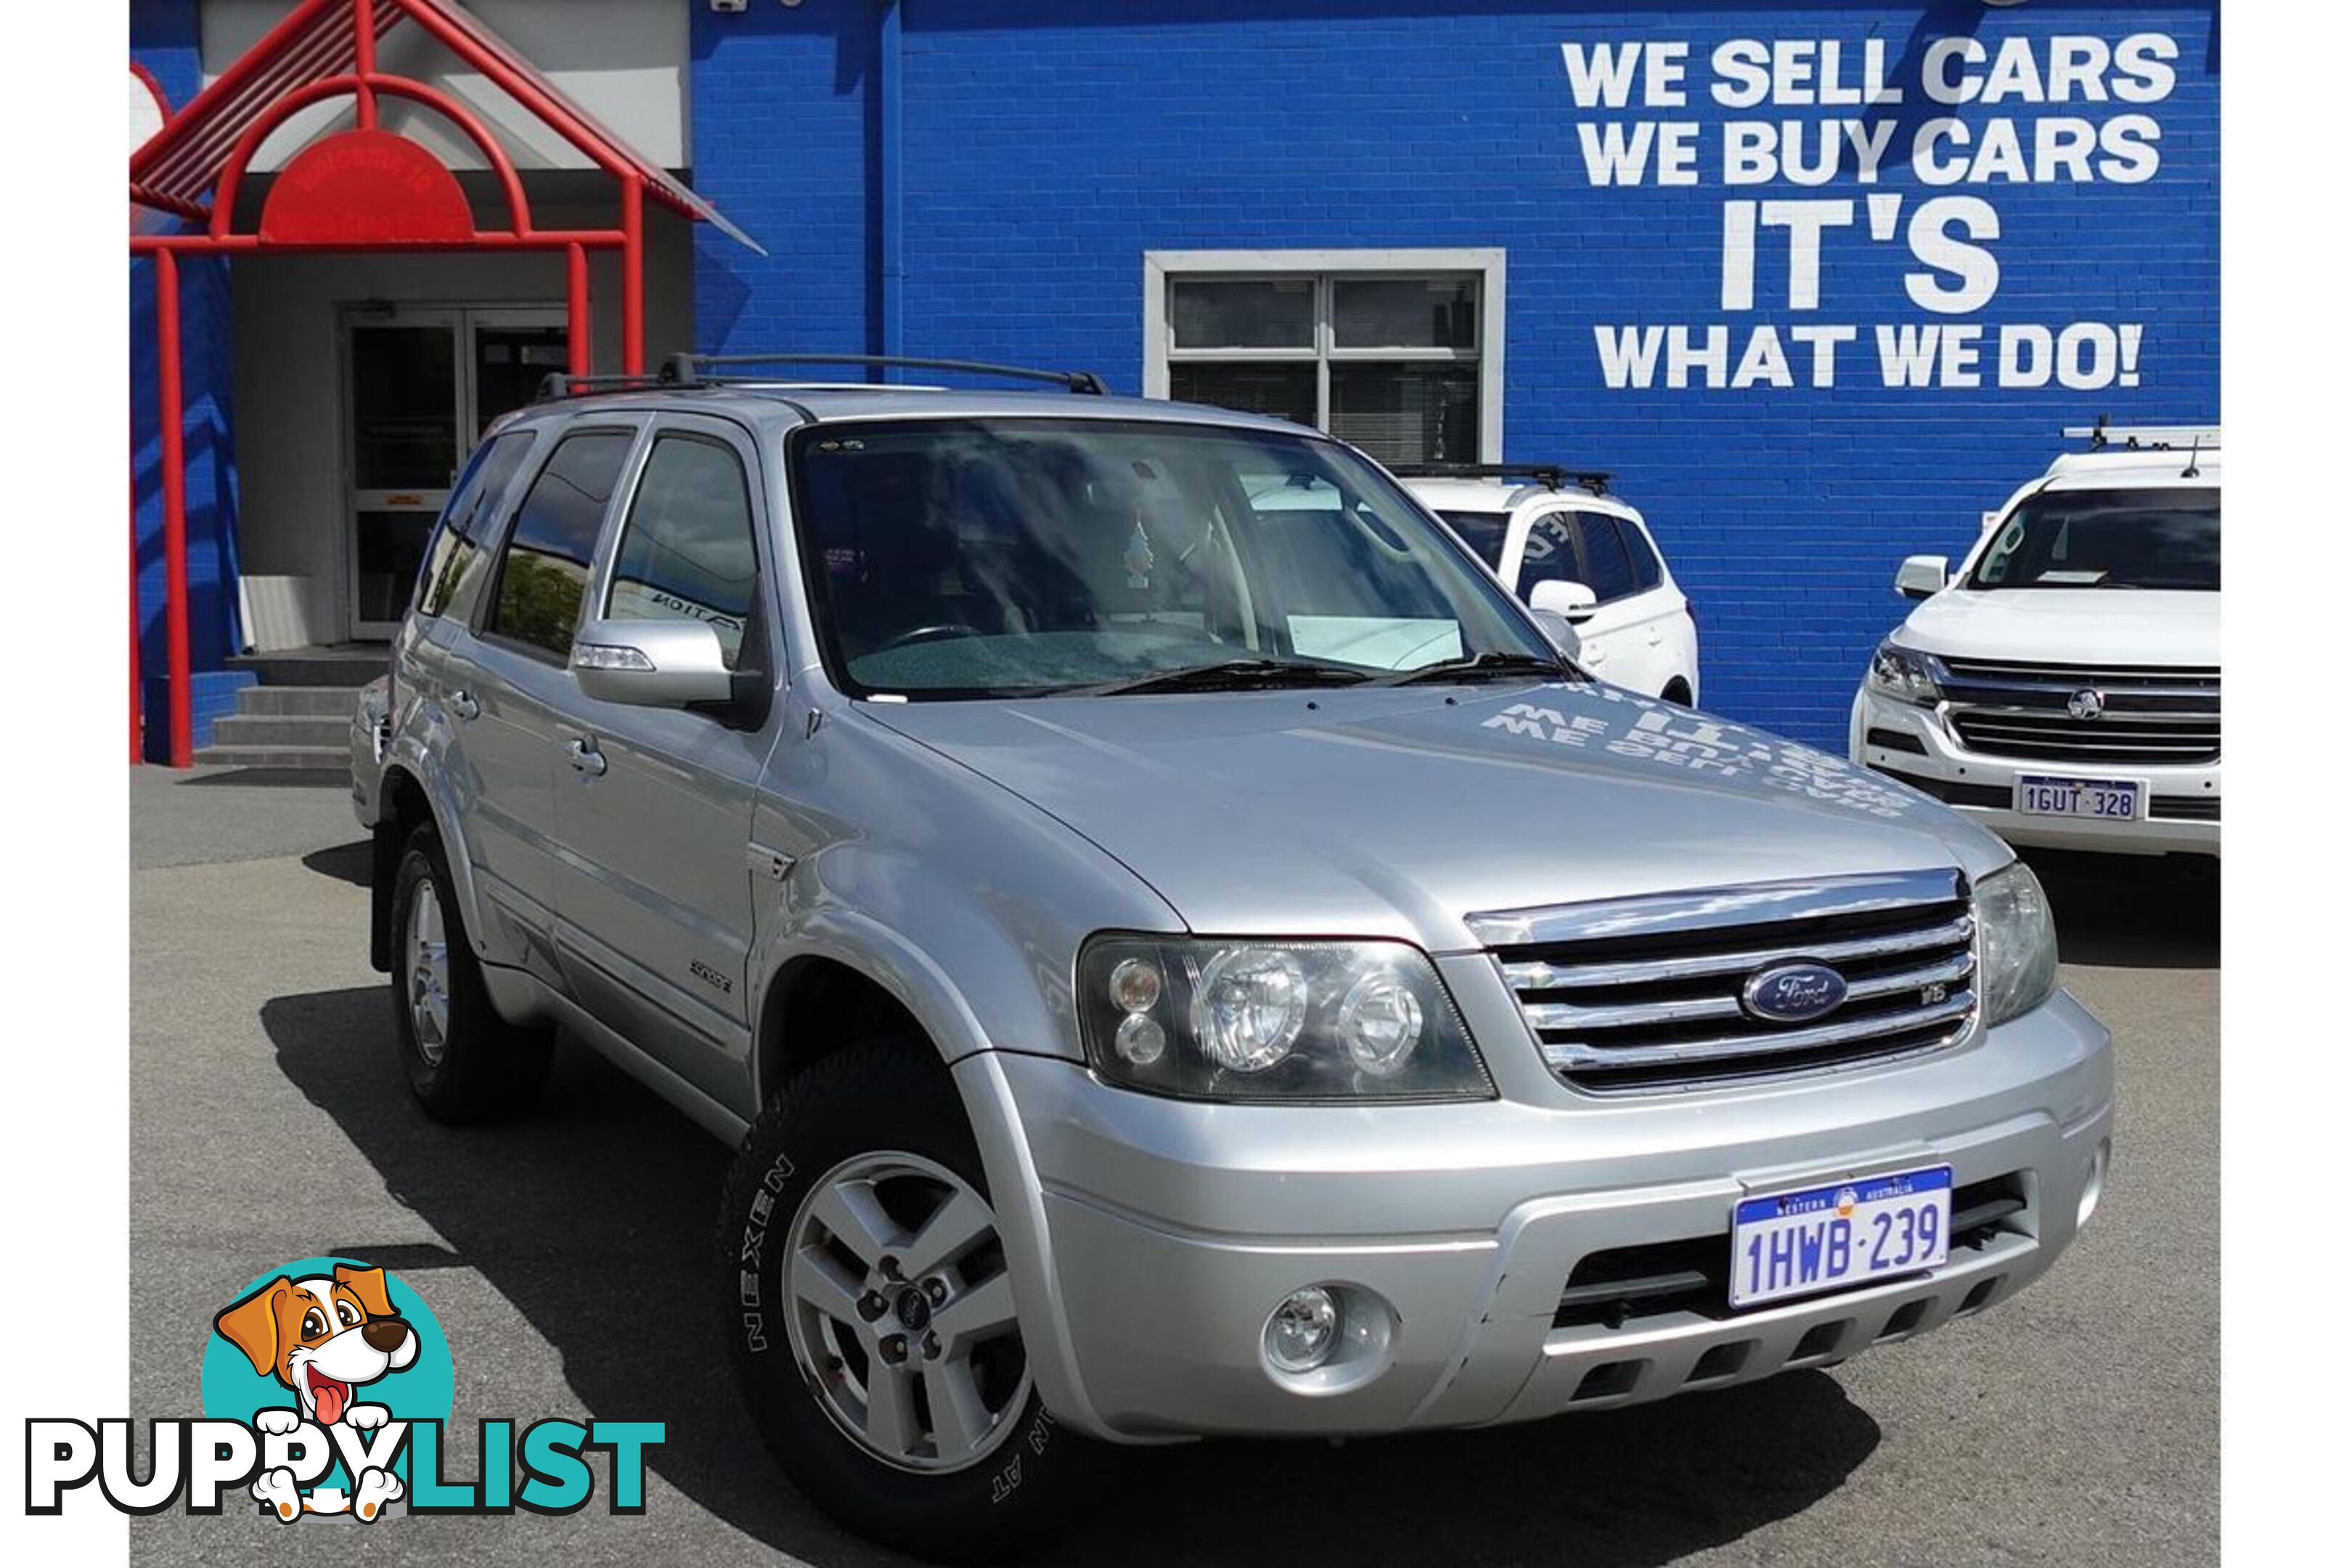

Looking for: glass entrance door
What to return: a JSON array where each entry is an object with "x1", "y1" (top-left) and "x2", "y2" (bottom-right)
[
  {"x1": 346, "y1": 311, "x2": 460, "y2": 637},
  {"x1": 343, "y1": 306, "x2": 569, "y2": 639}
]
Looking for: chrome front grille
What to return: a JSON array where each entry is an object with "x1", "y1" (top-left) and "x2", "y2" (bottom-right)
[
  {"x1": 1472, "y1": 870, "x2": 1977, "y2": 1094},
  {"x1": 1939, "y1": 657, "x2": 2220, "y2": 767}
]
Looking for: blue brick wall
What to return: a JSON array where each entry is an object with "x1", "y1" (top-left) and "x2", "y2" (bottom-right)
[
  {"x1": 133, "y1": 0, "x2": 243, "y2": 711},
  {"x1": 692, "y1": 1, "x2": 2219, "y2": 749}
]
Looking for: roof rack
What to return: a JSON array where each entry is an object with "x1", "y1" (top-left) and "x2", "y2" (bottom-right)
[
  {"x1": 1386, "y1": 461, "x2": 1612, "y2": 497},
  {"x1": 533, "y1": 354, "x2": 1111, "y2": 404},
  {"x1": 532, "y1": 370, "x2": 669, "y2": 403},
  {"x1": 668, "y1": 352, "x2": 1108, "y2": 395},
  {"x1": 2062, "y1": 415, "x2": 2221, "y2": 452}
]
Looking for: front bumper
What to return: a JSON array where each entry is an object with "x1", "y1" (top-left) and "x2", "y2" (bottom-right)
[
  {"x1": 1850, "y1": 688, "x2": 2218, "y2": 857},
  {"x1": 956, "y1": 988, "x2": 2112, "y2": 1443}
]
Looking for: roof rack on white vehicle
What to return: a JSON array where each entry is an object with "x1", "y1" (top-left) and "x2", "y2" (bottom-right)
[
  {"x1": 1387, "y1": 461, "x2": 1613, "y2": 497},
  {"x1": 2062, "y1": 415, "x2": 2222, "y2": 452}
]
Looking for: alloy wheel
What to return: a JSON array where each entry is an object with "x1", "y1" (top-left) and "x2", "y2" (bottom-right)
[{"x1": 783, "y1": 1151, "x2": 1030, "y2": 1473}]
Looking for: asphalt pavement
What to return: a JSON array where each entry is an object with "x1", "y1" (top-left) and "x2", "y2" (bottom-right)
[{"x1": 128, "y1": 765, "x2": 2217, "y2": 1567}]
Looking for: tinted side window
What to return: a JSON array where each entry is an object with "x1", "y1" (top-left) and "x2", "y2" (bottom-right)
[
  {"x1": 606, "y1": 434, "x2": 760, "y2": 669},
  {"x1": 1573, "y1": 511, "x2": 1638, "y2": 603},
  {"x1": 489, "y1": 430, "x2": 634, "y2": 659},
  {"x1": 418, "y1": 429, "x2": 538, "y2": 621},
  {"x1": 1514, "y1": 511, "x2": 1583, "y2": 591},
  {"x1": 1617, "y1": 517, "x2": 1665, "y2": 592}
]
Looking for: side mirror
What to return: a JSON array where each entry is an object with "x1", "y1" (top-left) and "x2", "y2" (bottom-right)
[
  {"x1": 571, "y1": 619, "x2": 736, "y2": 708},
  {"x1": 1529, "y1": 608, "x2": 1583, "y2": 658},
  {"x1": 1529, "y1": 578, "x2": 1599, "y2": 624},
  {"x1": 1895, "y1": 555, "x2": 1950, "y2": 601}
]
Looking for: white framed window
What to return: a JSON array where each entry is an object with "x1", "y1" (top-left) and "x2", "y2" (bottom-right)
[{"x1": 1144, "y1": 249, "x2": 1505, "y2": 465}]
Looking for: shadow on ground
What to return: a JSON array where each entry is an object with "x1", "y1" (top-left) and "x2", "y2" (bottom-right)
[
  {"x1": 2025, "y1": 849, "x2": 2218, "y2": 970},
  {"x1": 301, "y1": 840, "x2": 373, "y2": 887},
  {"x1": 181, "y1": 767, "x2": 352, "y2": 788},
  {"x1": 264, "y1": 984, "x2": 1879, "y2": 1567}
]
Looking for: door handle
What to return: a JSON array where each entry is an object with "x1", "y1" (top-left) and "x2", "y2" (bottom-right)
[
  {"x1": 448, "y1": 689, "x2": 480, "y2": 722},
  {"x1": 565, "y1": 736, "x2": 607, "y2": 777}
]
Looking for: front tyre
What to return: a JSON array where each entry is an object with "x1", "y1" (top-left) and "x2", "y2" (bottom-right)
[{"x1": 719, "y1": 1041, "x2": 1094, "y2": 1560}]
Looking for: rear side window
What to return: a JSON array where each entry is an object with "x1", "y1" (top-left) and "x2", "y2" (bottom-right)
[
  {"x1": 487, "y1": 429, "x2": 635, "y2": 659},
  {"x1": 1617, "y1": 516, "x2": 1665, "y2": 592},
  {"x1": 1572, "y1": 511, "x2": 1638, "y2": 603},
  {"x1": 417, "y1": 429, "x2": 537, "y2": 621},
  {"x1": 605, "y1": 434, "x2": 761, "y2": 669}
]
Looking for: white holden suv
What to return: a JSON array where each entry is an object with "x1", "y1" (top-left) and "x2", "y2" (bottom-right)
[
  {"x1": 1850, "y1": 425, "x2": 2220, "y2": 857},
  {"x1": 1395, "y1": 465, "x2": 1701, "y2": 704}
]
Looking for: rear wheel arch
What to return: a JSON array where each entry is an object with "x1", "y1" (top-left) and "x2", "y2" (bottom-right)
[{"x1": 371, "y1": 765, "x2": 434, "y2": 971}]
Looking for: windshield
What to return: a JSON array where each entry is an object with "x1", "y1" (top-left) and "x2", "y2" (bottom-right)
[
  {"x1": 788, "y1": 418, "x2": 1555, "y2": 697},
  {"x1": 1435, "y1": 510, "x2": 1511, "y2": 570},
  {"x1": 1969, "y1": 486, "x2": 2219, "y2": 591}
]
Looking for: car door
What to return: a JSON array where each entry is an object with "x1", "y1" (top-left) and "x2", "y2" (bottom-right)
[
  {"x1": 1511, "y1": 506, "x2": 1628, "y2": 677},
  {"x1": 455, "y1": 420, "x2": 646, "y2": 986},
  {"x1": 1563, "y1": 508, "x2": 1670, "y2": 695},
  {"x1": 1609, "y1": 515, "x2": 1698, "y2": 699},
  {"x1": 548, "y1": 414, "x2": 782, "y2": 1111},
  {"x1": 401, "y1": 424, "x2": 544, "y2": 970}
]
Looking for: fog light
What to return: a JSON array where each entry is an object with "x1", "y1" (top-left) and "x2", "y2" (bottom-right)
[
  {"x1": 2078, "y1": 1138, "x2": 2110, "y2": 1228},
  {"x1": 1265, "y1": 1286, "x2": 1341, "y2": 1373}
]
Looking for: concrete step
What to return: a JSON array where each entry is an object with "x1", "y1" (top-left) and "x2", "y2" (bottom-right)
[
  {"x1": 228, "y1": 645, "x2": 388, "y2": 688},
  {"x1": 237, "y1": 685, "x2": 364, "y2": 719},
  {"x1": 190, "y1": 743, "x2": 349, "y2": 771},
  {"x1": 211, "y1": 713, "x2": 351, "y2": 749}
]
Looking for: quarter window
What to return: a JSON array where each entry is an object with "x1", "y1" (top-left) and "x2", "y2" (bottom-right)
[
  {"x1": 605, "y1": 434, "x2": 761, "y2": 669},
  {"x1": 488, "y1": 429, "x2": 634, "y2": 659},
  {"x1": 1618, "y1": 518, "x2": 1665, "y2": 592},
  {"x1": 417, "y1": 429, "x2": 537, "y2": 621}
]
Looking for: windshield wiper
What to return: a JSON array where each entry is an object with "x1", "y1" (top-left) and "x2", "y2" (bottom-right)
[
  {"x1": 1069, "y1": 658, "x2": 1376, "y2": 697},
  {"x1": 1370, "y1": 650, "x2": 1572, "y2": 687}
]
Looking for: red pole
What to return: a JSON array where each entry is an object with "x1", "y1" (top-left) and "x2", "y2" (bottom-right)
[
  {"x1": 352, "y1": 0, "x2": 377, "y2": 128},
  {"x1": 567, "y1": 241, "x2": 591, "y2": 376},
  {"x1": 156, "y1": 249, "x2": 193, "y2": 768},
  {"x1": 621, "y1": 176, "x2": 644, "y2": 375},
  {"x1": 129, "y1": 467, "x2": 142, "y2": 765}
]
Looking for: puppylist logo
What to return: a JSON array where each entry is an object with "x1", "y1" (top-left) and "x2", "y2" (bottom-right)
[{"x1": 25, "y1": 1257, "x2": 663, "y2": 1522}]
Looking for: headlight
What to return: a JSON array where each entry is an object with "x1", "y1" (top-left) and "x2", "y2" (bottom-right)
[
  {"x1": 1976, "y1": 862, "x2": 2059, "y2": 1025},
  {"x1": 1868, "y1": 641, "x2": 1944, "y2": 706},
  {"x1": 1078, "y1": 936, "x2": 1493, "y2": 1101}
]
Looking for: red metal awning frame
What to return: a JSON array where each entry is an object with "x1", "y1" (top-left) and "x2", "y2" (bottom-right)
[{"x1": 130, "y1": 0, "x2": 752, "y2": 765}]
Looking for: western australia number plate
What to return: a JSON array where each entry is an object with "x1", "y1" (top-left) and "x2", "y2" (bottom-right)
[
  {"x1": 1731, "y1": 1166, "x2": 1951, "y2": 1309},
  {"x1": 2015, "y1": 775, "x2": 2141, "y2": 820}
]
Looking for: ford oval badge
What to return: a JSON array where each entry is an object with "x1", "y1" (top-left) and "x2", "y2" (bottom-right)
[{"x1": 1741, "y1": 962, "x2": 1849, "y2": 1024}]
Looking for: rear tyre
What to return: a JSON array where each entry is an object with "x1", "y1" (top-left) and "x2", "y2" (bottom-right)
[
  {"x1": 719, "y1": 1040, "x2": 1098, "y2": 1561},
  {"x1": 388, "y1": 825, "x2": 553, "y2": 1122},
  {"x1": 1661, "y1": 677, "x2": 1694, "y2": 706}
]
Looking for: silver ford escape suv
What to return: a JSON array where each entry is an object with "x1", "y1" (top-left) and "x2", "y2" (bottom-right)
[{"x1": 358, "y1": 353, "x2": 2112, "y2": 1561}]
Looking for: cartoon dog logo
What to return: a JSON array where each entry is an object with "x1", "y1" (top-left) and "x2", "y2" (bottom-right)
[{"x1": 213, "y1": 1264, "x2": 417, "y2": 1521}]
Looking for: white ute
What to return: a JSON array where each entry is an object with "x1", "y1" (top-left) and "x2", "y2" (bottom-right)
[
  {"x1": 1395, "y1": 463, "x2": 1700, "y2": 703},
  {"x1": 1850, "y1": 424, "x2": 2220, "y2": 857}
]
